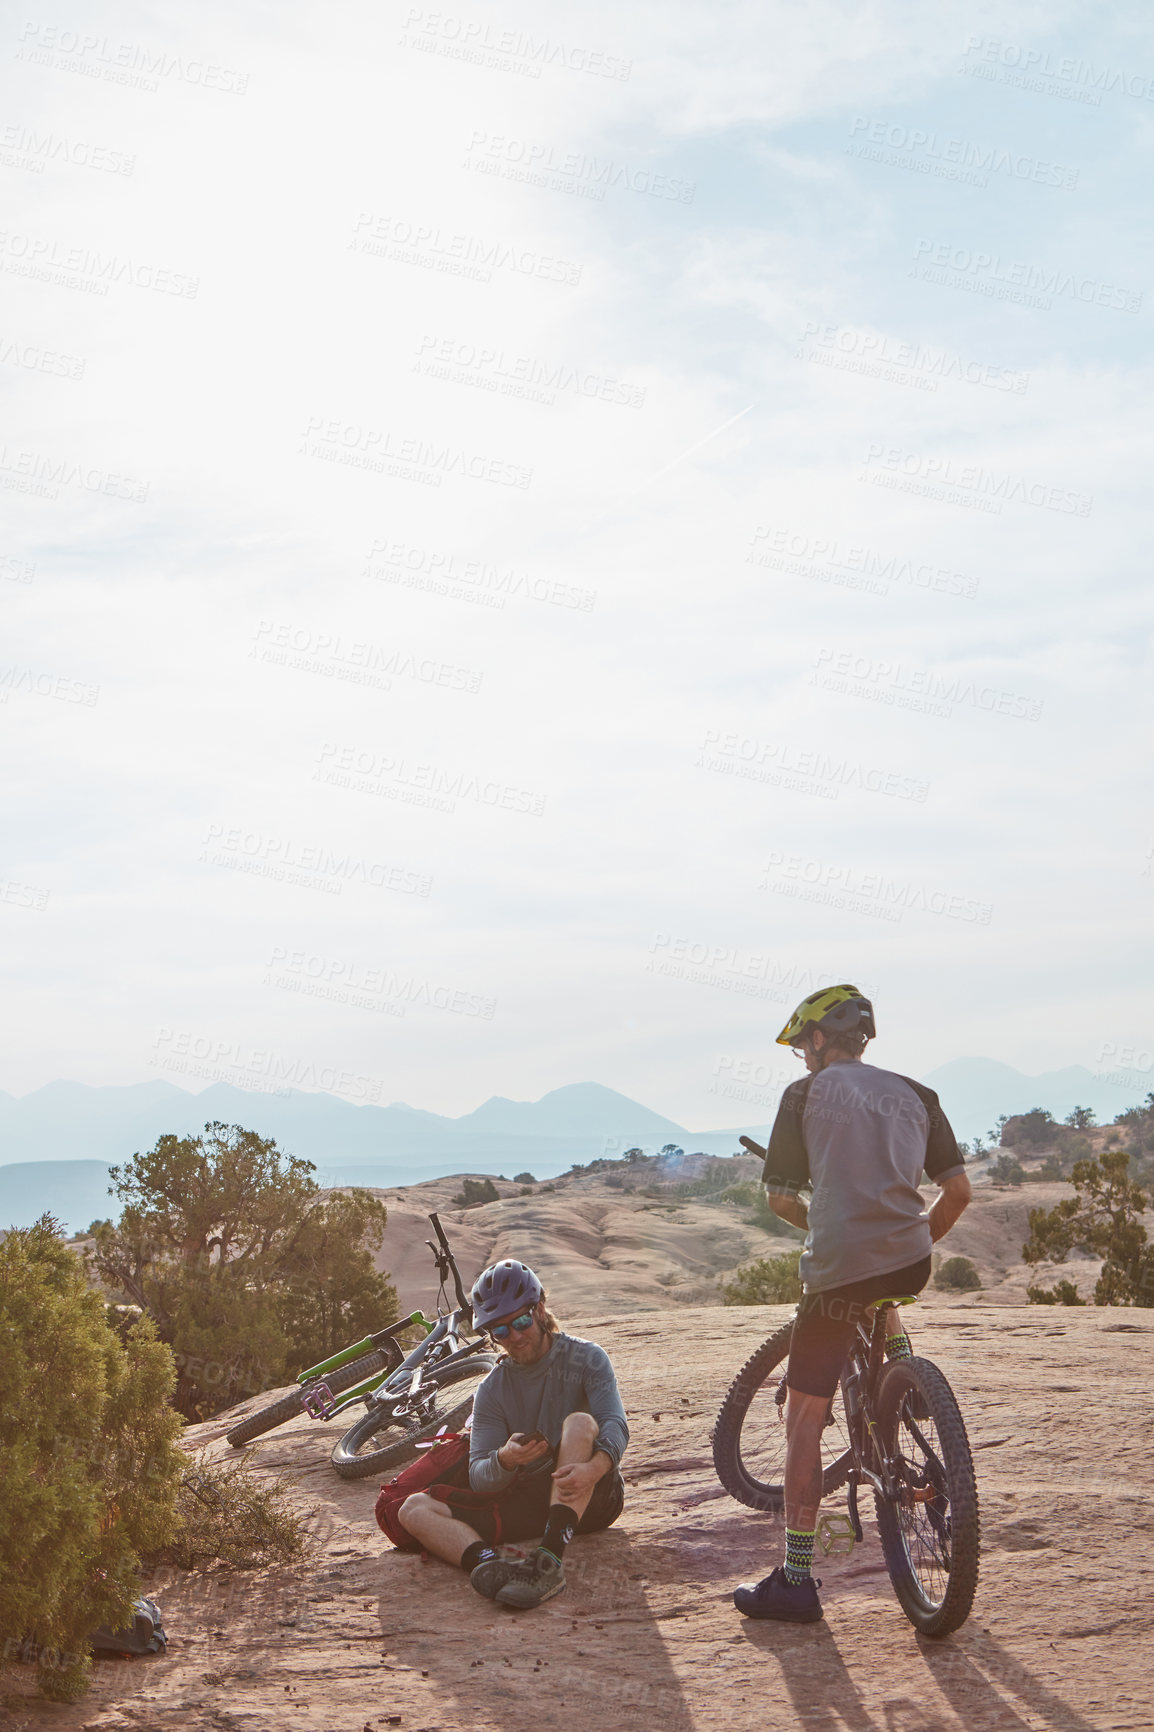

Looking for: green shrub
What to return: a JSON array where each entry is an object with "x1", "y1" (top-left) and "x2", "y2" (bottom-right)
[
  {"x1": 153, "y1": 1451, "x2": 307, "y2": 1570},
  {"x1": 513, "y1": 1172, "x2": 536, "y2": 1185},
  {"x1": 989, "y1": 1153, "x2": 1025, "y2": 1185},
  {"x1": 0, "y1": 1218, "x2": 183, "y2": 1702},
  {"x1": 88, "y1": 1124, "x2": 397, "y2": 1420},
  {"x1": 1027, "y1": 1278, "x2": 1086, "y2": 1306},
  {"x1": 1022, "y1": 1148, "x2": 1153, "y2": 1306},
  {"x1": 934, "y1": 1255, "x2": 982, "y2": 1292},
  {"x1": 1001, "y1": 1108, "x2": 1057, "y2": 1149},
  {"x1": 721, "y1": 1252, "x2": 802, "y2": 1305},
  {"x1": 453, "y1": 1178, "x2": 500, "y2": 1207}
]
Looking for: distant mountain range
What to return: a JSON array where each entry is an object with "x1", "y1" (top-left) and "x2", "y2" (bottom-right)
[{"x1": 0, "y1": 1060, "x2": 1145, "y2": 1233}]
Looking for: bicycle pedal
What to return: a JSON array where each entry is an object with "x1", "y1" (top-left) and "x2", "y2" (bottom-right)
[
  {"x1": 300, "y1": 1382, "x2": 336, "y2": 1421},
  {"x1": 817, "y1": 1514, "x2": 857, "y2": 1557}
]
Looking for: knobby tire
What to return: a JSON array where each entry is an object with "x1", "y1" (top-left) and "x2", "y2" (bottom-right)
[
  {"x1": 712, "y1": 1320, "x2": 854, "y2": 1512},
  {"x1": 330, "y1": 1353, "x2": 497, "y2": 1481},
  {"x1": 224, "y1": 1348, "x2": 392, "y2": 1448},
  {"x1": 873, "y1": 1356, "x2": 980, "y2": 1638}
]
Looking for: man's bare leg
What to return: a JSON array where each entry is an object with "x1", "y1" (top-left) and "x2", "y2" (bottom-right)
[
  {"x1": 880, "y1": 1302, "x2": 912, "y2": 1350},
  {"x1": 397, "y1": 1492, "x2": 484, "y2": 1567},
  {"x1": 550, "y1": 1411, "x2": 601, "y2": 1520},
  {"x1": 784, "y1": 1388, "x2": 828, "y2": 1533}
]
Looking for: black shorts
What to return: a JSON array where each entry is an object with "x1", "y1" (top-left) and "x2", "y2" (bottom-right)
[
  {"x1": 785, "y1": 1255, "x2": 933, "y2": 1399},
  {"x1": 442, "y1": 1458, "x2": 625, "y2": 1547}
]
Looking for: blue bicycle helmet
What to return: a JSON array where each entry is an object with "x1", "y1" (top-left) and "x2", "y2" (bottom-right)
[{"x1": 470, "y1": 1259, "x2": 543, "y2": 1329}]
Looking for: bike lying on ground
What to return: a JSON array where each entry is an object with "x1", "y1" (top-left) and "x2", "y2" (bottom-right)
[
  {"x1": 226, "y1": 1214, "x2": 496, "y2": 1481},
  {"x1": 712, "y1": 1294, "x2": 980, "y2": 1637}
]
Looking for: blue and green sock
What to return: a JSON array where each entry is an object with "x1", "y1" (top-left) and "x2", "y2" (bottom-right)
[
  {"x1": 783, "y1": 1527, "x2": 816, "y2": 1585},
  {"x1": 885, "y1": 1332, "x2": 913, "y2": 1360}
]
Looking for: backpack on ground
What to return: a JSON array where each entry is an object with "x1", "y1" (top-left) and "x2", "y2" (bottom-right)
[
  {"x1": 375, "y1": 1433, "x2": 472, "y2": 1549},
  {"x1": 89, "y1": 1596, "x2": 167, "y2": 1657}
]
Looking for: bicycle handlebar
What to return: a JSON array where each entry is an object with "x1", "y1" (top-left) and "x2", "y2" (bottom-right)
[{"x1": 428, "y1": 1212, "x2": 472, "y2": 1319}]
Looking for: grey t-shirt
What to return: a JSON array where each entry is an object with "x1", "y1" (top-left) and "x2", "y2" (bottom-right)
[
  {"x1": 468, "y1": 1332, "x2": 630, "y2": 1495},
  {"x1": 761, "y1": 1061, "x2": 965, "y2": 1292}
]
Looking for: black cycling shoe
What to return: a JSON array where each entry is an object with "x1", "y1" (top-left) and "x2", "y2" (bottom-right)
[{"x1": 733, "y1": 1566, "x2": 823, "y2": 1623}]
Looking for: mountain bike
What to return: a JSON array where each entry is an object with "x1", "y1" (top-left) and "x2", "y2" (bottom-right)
[
  {"x1": 712, "y1": 1294, "x2": 979, "y2": 1637},
  {"x1": 226, "y1": 1214, "x2": 496, "y2": 1481}
]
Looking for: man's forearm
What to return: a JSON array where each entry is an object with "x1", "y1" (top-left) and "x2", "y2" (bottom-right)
[
  {"x1": 590, "y1": 1447, "x2": 613, "y2": 1481},
  {"x1": 928, "y1": 1188, "x2": 969, "y2": 1243}
]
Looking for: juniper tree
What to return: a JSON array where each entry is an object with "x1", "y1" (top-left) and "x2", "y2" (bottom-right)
[
  {"x1": 0, "y1": 1218, "x2": 182, "y2": 1702},
  {"x1": 89, "y1": 1123, "x2": 397, "y2": 1417},
  {"x1": 1022, "y1": 1148, "x2": 1154, "y2": 1306}
]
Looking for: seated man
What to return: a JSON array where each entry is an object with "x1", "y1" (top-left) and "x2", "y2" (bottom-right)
[{"x1": 397, "y1": 1258, "x2": 629, "y2": 1610}]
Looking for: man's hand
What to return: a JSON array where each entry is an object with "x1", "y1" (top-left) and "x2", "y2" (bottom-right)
[
  {"x1": 766, "y1": 1191, "x2": 808, "y2": 1232},
  {"x1": 552, "y1": 1452, "x2": 609, "y2": 1505},
  {"x1": 496, "y1": 1431, "x2": 552, "y2": 1471}
]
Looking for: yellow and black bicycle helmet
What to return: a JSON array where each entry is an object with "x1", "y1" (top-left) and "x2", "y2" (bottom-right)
[{"x1": 776, "y1": 983, "x2": 876, "y2": 1047}]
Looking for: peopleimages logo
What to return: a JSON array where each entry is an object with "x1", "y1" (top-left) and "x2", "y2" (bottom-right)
[
  {"x1": 300, "y1": 415, "x2": 532, "y2": 490},
  {"x1": 0, "y1": 227, "x2": 198, "y2": 297},
  {"x1": 0, "y1": 123, "x2": 135, "y2": 175},
  {"x1": 846, "y1": 115, "x2": 1079, "y2": 189},
  {"x1": 151, "y1": 1027, "x2": 385, "y2": 1102},
  {"x1": 760, "y1": 854, "x2": 994, "y2": 926},
  {"x1": 264, "y1": 946, "x2": 497, "y2": 1020},
  {"x1": 364, "y1": 537, "x2": 595, "y2": 613},
  {"x1": 249, "y1": 619, "x2": 483, "y2": 696},
  {"x1": 796, "y1": 321, "x2": 1028, "y2": 394},
  {"x1": 860, "y1": 442, "x2": 1092, "y2": 518},
  {"x1": 696, "y1": 728, "x2": 930, "y2": 803},
  {"x1": 910, "y1": 238, "x2": 1142, "y2": 314},
  {"x1": 960, "y1": 36, "x2": 1154, "y2": 104},
  {"x1": 399, "y1": 9, "x2": 632, "y2": 80},
  {"x1": 464, "y1": 131, "x2": 696, "y2": 203},
  {"x1": 16, "y1": 22, "x2": 249, "y2": 93},
  {"x1": 414, "y1": 333, "x2": 646, "y2": 409},
  {"x1": 313, "y1": 742, "x2": 547, "y2": 818},
  {"x1": 747, "y1": 525, "x2": 977, "y2": 601},
  {"x1": 199, "y1": 824, "x2": 433, "y2": 898},
  {"x1": 645, "y1": 937, "x2": 869, "y2": 1005},
  {"x1": 350, "y1": 212, "x2": 584, "y2": 287},
  {"x1": 811, "y1": 645, "x2": 1043, "y2": 722}
]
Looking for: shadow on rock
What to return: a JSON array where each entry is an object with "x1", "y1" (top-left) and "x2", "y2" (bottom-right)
[{"x1": 375, "y1": 1526, "x2": 695, "y2": 1731}]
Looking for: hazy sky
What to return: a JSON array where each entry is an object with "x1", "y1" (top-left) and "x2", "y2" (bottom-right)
[{"x1": 3, "y1": 1, "x2": 1152, "y2": 1128}]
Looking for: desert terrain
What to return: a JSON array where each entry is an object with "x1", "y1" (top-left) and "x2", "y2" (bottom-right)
[{"x1": 3, "y1": 1171, "x2": 1151, "y2": 1732}]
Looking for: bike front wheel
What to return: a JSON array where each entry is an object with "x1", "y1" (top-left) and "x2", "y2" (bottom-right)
[
  {"x1": 873, "y1": 1356, "x2": 980, "y2": 1638},
  {"x1": 712, "y1": 1321, "x2": 854, "y2": 1512},
  {"x1": 330, "y1": 1353, "x2": 496, "y2": 1481}
]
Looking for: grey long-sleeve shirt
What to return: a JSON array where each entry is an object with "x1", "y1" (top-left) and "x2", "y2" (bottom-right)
[{"x1": 468, "y1": 1332, "x2": 630, "y2": 1495}]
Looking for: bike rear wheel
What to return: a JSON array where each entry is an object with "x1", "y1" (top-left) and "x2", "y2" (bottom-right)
[
  {"x1": 225, "y1": 1349, "x2": 393, "y2": 1448},
  {"x1": 712, "y1": 1321, "x2": 854, "y2": 1512},
  {"x1": 873, "y1": 1356, "x2": 980, "y2": 1638},
  {"x1": 330, "y1": 1353, "x2": 496, "y2": 1481}
]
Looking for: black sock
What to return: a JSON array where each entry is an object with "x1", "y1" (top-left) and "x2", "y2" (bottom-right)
[
  {"x1": 540, "y1": 1505, "x2": 578, "y2": 1564},
  {"x1": 461, "y1": 1540, "x2": 497, "y2": 1574}
]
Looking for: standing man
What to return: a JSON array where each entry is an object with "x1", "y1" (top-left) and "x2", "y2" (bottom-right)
[
  {"x1": 397, "y1": 1259, "x2": 629, "y2": 1610},
  {"x1": 732, "y1": 984, "x2": 972, "y2": 1624}
]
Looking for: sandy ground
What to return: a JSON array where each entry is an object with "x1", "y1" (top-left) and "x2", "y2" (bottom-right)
[{"x1": 4, "y1": 1300, "x2": 1151, "y2": 1732}]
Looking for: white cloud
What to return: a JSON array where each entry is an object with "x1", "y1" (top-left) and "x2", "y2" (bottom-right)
[{"x1": 1, "y1": 0, "x2": 1150, "y2": 1132}]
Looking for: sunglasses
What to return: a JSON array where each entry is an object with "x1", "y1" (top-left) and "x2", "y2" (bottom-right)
[{"x1": 488, "y1": 1310, "x2": 536, "y2": 1341}]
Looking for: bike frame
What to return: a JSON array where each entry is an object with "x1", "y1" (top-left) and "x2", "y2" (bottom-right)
[
  {"x1": 295, "y1": 1212, "x2": 489, "y2": 1423},
  {"x1": 836, "y1": 1305, "x2": 947, "y2": 1543}
]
